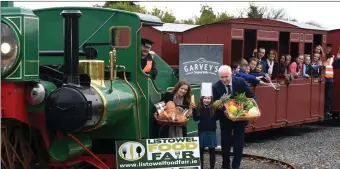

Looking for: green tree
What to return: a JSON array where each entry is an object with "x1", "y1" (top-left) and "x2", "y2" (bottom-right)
[
  {"x1": 215, "y1": 11, "x2": 234, "y2": 22},
  {"x1": 175, "y1": 4, "x2": 233, "y2": 25},
  {"x1": 102, "y1": 1, "x2": 137, "y2": 8},
  {"x1": 195, "y1": 4, "x2": 217, "y2": 25},
  {"x1": 247, "y1": 2, "x2": 266, "y2": 18},
  {"x1": 148, "y1": 7, "x2": 176, "y2": 23},
  {"x1": 95, "y1": 1, "x2": 148, "y2": 14},
  {"x1": 239, "y1": 2, "x2": 286, "y2": 20}
]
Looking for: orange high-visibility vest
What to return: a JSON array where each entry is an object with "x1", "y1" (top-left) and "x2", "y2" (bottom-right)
[
  {"x1": 325, "y1": 56, "x2": 334, "y2": 79},
  {"x1": 142, "y1": 55, "x2": 154, "y2": 73},
  {"x1": 143, "y1": 60, "x2": 153, "y2": 73}
]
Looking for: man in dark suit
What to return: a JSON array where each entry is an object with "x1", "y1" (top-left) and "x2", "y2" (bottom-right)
[{"x1": 212, "y1": 65, "x2": 255, "y2": 169}]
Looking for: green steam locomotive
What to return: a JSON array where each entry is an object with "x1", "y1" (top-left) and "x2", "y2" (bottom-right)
[{"x1": 1, "y1": 2, "x2": 200, "y2": 168}]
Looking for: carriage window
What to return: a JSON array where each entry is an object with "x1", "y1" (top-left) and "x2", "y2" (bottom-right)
[
  {"x1": 168, "y1": 33, "x2": 177, "y2": 44},
  {"x1": 109, "y1": 26, "x2": 131, "y2": 48}
]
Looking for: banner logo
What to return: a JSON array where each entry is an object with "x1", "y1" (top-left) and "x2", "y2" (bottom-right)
[
  {"x1": 179, "y1": 44, "x2": 223, "y2": 84},
  {"x1": 182, "y1": 58, "x2": 220, "y2": 76},
  {"x1": 118, "y1": 141, "x2": 145, "y2": 161},
  {"x1": 116, "y1": 137, "x2": 201, "y2": 169}
]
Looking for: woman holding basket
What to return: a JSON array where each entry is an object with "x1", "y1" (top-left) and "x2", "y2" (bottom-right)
[{"x1": 156, "y1": 80, "x2": 195, "y2": 138}]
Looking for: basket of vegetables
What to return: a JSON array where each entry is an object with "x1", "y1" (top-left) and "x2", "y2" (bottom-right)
[
  {"x1": 212, "y1": 93, "x2": 261, "y2": 121},
  {"x1": 154, "y1": 101, "x2": 190, "y2": 126}
]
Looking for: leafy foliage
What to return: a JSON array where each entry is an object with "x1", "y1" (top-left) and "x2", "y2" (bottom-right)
[
  {"x1": 95, "y1": 1, "x2": 147, "y2": 14},
  {"x1": 149, "y1": 7, "x2": 176, "y2": 23},
  {"x1": 94, "y1": 1, "x2": 323, "y2": 28}
]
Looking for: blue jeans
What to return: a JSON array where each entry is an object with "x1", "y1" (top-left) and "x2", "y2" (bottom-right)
[{"x1": 220, "y1": 119, "x2": 247, "y2": 169}]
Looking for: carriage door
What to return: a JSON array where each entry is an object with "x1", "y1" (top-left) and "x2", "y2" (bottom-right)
[
  {"x1": 290, "y1": 33, "x2": 300, "y2": 57},
  {"x1": 256, "y1": 30, "x2": 279, "y2": 56},
  {"x1": 304, "y1": 34, "x2": 313, "y2": 55},
  {"x1": 231, "y1": 28, "x2": 244, "y2": 63}
]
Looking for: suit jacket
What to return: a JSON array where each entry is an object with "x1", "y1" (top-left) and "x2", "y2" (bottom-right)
[{"x1": 212, "y1": 77, "x2": 256, "y2": 125}]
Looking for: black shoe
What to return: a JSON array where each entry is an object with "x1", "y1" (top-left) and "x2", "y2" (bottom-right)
[
  {"x1": 324, "y1": 112, "x2": 333, "y2": 119},
  {"x1": 327, "y1": 112, "x2": 333, "y2": 116}
]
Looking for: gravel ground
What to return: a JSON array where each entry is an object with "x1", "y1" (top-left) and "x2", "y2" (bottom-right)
[
  {"x1": 209, "y1": 120, "x2": 340, "y2": 169},
  {"x1": 202, "y1": 154, "x2": 285, "y2": 169},
  {"x1": 243, "y1": 120, "x2": 340, "y2": 169}
]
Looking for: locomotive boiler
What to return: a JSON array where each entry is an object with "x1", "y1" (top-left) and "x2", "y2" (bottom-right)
[{"x1": 41, "y1": 10, "x2": 137, "y2": 163}]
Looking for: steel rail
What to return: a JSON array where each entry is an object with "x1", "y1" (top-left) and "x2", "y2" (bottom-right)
[{"x1": 210, "y1": 148, "x2": 298, "y2": 169}]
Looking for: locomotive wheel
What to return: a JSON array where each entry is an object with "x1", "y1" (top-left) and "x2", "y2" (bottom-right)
[{"x1": 1, "y1": 120, "x2": 50, "y2": 169}]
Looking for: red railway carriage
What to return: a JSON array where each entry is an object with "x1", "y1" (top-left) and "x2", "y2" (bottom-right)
[
  {"x1": 182, "y1": 18, "x2": 328, "y2": 65},
  {"x1": 333, "y1": 69, "x2": 340, "y2": 113},
  {"x1": 144, "y1": 19, "x2": 333, "y2": 132},
  {"x1": 181, "y1": 19, "x2": 331, "y2": 129},
  {"x1": 327, "y1": 29, "x2": 340, "y2": 113},
  {"x1": 327, "y1": 29, "x2": 340, "y2": 56},
  {"x1": 141, "y1": 23, "x2": 198, "y2": 66}
]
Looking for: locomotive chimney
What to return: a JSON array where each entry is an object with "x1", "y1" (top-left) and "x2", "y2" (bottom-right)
[{"x1": 61, "y1": 10, "x2": 82, "y2": 85}]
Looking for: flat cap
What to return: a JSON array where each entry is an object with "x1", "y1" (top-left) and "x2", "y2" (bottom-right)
[{"x1": 141, "y1": 38, "x2": 153, "y2": 48}]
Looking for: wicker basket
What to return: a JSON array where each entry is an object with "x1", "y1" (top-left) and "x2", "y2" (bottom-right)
[
  {"x1": 224, "y1": 98, "x2": 261, "y2": 122},
  {"x1": 154, "y1": 107, "x2": 189, "y2": 126}
]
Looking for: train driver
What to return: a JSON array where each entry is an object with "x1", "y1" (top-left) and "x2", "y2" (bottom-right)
[
  {"x1": 141, "y1": 38, "x2": 158, "y2": 80},
  {"x1": 324, "y1": 44, "x2": 335, "y2": 117}
]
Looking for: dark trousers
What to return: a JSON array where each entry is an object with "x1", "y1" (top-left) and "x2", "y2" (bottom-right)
[
  {"x1": 325, "y1": 81, "x2": 334, "y2": 114},
  {"x1": 220, "y1": 119, "x2": 247, "y2": 169}
]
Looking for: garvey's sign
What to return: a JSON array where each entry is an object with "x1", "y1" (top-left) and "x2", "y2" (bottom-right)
[
  {"x1": 116, "y1": 137, "x2": 201, "y2": 169},
  {"x1": 183, "y1": 58, "x2": 220, "y2": 75},
  {"x1": 179, "y1": 44, "x2": 223, "y2": 84}
]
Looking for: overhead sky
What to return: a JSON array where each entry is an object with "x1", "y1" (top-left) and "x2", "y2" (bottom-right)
[{"x1": 13, "y1": 1, "x2": 340, "y2": 30}]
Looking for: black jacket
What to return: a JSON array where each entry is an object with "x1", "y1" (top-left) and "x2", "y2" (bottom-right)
[
  {"x1": 192, "y1": 106, "x2": 218, "y2": 131},
  {"x1": 160, "y1": 92, "x2": 190, "y2": 109}
]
